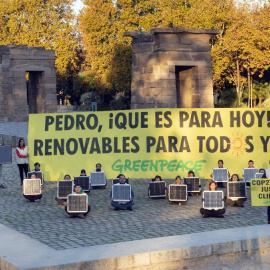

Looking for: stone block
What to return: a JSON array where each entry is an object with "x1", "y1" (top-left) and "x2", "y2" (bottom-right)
[
  {"x1": 161, "y1": 88, "x2": 175, "y2": 97},
  {"x1": 151, "y1": 88, "x2": 161, "y2": 96},
  {"x1": 242, "y1": 237, "x2": 270, "y2": 251},
  {"x1": 159, "y1": 79, "x2": 175, "y2": 88},
  {"x1": 147, "y1": 53, "x2": 160, "y2": 65},
  {"x1": 212, "y1": 241, "x2": 242, "y2": 255},
  {"x1": 145, "y1": 80, "x2": 159, "y2": 88},
  {"x1": 116, "y1": 253, "x2": 150, "y2": 269},
  {"x1": 150, "y1": 249, "x2": 187, "y2": 264},
  {"x1": 142, "y1": 66, "x2": 153, "y2": 74},
  {"x1": 161, "y1": 95, "x2": 175, "y2": 103}
]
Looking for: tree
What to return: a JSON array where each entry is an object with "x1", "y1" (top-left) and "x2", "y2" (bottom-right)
[
  {"x1": 0, "y1": 0, "x2": 81, "y2": 80},
  {"x1": 212, "y1": 0, "x2": 270, "y2": 106},
  {"x1": 79, "y1": 0, "x2": 233, "y2": 100}
]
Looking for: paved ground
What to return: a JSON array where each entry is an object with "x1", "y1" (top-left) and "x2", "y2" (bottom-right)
[{"x1": 0, "y1": 149, "x2": 268, "y2": 251}]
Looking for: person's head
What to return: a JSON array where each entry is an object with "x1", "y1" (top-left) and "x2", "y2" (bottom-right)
[
  {"x1": 188, "y1": 170, "x2": 195, "y2": 177},
  {"x1": 64, "y1": 174, "x2": 71, "y2": 180},
  {"x1": 153, "y1": 175, "x2": 162, "y2": 181},
  {"x1": 119, "y1": 174, "x2": 126, "y2": 184},
  {"x1": 230, "y1": 174, "x2": 239, "y2": 182},
  {"x1": 218, "y1": 160, "x2": 223, "y2": 168},
  {"x1": 80, "y1": 169, "x2": 86, "y2": 176},
  {"x1": 18, "y1": 138, "x2": 25, "y2": 148},
  {"x1": 259, "y1": 168, "x2": 266, "y2": 178},
  {"x1": 74, "y1": 184, "x2": 82, "y2": 194},
  {"x1": 174, "y1": 175, "x2": 182, "y2": 185},
  {"x1": 248, "y1": 160, "x2": 254, "y2": 168},
  {"x1": 96, "y1": 163, "x2": 102, "y2": 172},
  {"x1": 209, "y1": 180, "x2": 217, "y2": 191},
  {"x1": 31, "y1": 174, "x2": 37, "y2": 179},
  {"x1": 34, "y1": 162, "x2": 40, "y2": 171}
]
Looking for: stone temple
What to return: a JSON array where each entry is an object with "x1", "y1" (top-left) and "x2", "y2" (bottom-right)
[
  {"x1": 0, "y1": 45, "x2": 57, "y2": 122},
  {"x1": 125, "y1": 28, "x2": 220, "y2": 109}
]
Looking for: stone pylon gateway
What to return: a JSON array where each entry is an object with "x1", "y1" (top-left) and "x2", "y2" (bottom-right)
[
  {"x1": 0, "y1": 45, "x2": 57, "y2": 122},
  {"x1": 125, "y1": 28, "x2": 220, "y2": 109}
]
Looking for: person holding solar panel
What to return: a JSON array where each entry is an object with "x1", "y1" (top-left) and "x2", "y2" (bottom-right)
[
  {"x1": 22, "y1": 174, "x2": 42, "y2": 202},
  {"x1": 226, "y1": 174, "x2": 247, "y2": 207},
  {"x1": 90, "y1": 163, "x2": 107, "y2": 189},
  {"x1": 55, "y1": 174, "x2": 72, "y2": 205},
  {"x1": 168, "y1": 175, "x2": 187, "y2": 205},
  {"x1": 210, "y1": 160, "x2": 230, "y2": 179},
  {"x1": 110, "y1": 174, "x2": 134, "y2": 211},
  {"x1": 200, "y1": 180, "x2": 225, "y2": 218},
  {"x1": 65, "y1": 183, "x2": 90, "y2": 218},
  {"x1": 148, "y1": 175, "x2": 168, "y2": 198}
]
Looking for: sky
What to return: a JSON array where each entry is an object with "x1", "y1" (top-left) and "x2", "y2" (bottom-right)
[
  {"x1": 72, "y1": 0, "x2": 267, "y2": 14},
  {"x1": 73, "y1": 0, "x2": 84, "y2": 14}
]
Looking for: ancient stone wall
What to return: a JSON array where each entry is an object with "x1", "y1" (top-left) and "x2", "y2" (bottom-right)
[
  {"x1": 0, "y1": 45, "x2": 57, "y2": 122},
  {"x1": 125, "y1": 29, "x2": 220, "y2": 109}
]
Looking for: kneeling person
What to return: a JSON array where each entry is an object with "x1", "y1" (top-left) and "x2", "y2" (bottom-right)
[
  {"x1": 110, "y1": 174, "x2": 135, "y2": 211},
  {"x1": 65, "y1": 184, "x2": 91, "y2": 219}
]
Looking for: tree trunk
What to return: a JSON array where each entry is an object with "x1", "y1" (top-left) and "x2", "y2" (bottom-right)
[
  {"x1": 247, "y1": 67, "x2": 251, "y2": 108},
  {"x1": 236, "y1": 56, "x2": 241, "y2": 105}
]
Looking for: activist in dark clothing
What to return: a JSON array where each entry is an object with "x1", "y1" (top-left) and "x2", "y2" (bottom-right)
[
  {"x1": 110, "y1": 174, "x2": 135, "y2": 211},
  {"x1": 226, "y1": 174, "x2": 247, "y2": 207},
  {"x1": 200, "y1": 180, "x2": 225, "y2": 218},
  {"x1": 259, "y1": 169, "x2": 270, "y2": 224},
  {"x1": 65, "y1": 184, "x2": 91, "y2": 219}
]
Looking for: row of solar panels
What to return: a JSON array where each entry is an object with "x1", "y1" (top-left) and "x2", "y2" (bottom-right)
[
  {"x1": 212, "y1": 168, "x2": 263, "y2": 182},
  {"x1": 23, "y1": 180, "x2": 226, "y2": 211},
  {"x1": 0, "y1": 146, "x2": 262, "y2": 180}
]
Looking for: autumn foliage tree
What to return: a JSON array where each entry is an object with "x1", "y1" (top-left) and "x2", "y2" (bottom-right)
[
  {"x1": 0, "y1": 0, "x2": 81, "y2": 89},
  {"x1": 78, "y1": 0, "x2": 233, "y2": 107}
]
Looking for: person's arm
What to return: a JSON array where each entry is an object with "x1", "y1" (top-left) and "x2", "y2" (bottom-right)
[
  {"x1": 16, "y1": 148, "x2": 27, "y2": 158},
  {"x1": 110, "y1": 190, "x2": 113, "y2": 201},
  {"x1": 130, "y1": 189, "x2": 134, "y2": 201}
]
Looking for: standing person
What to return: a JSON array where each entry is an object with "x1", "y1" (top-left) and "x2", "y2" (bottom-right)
[
  {"x1": 259, "y1": 169, "x2": 270, "y2": 224},
  {"x1": 16, "y1": 138, "x2": 28, "y2": 186}
]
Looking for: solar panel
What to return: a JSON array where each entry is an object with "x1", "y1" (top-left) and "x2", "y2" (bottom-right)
[
  {"x1": 148, "y1": 181, "x2": 166, "y2": 197},
  {"x1": 168, "y1": 185, "x2": 187, "y2": 201},
  {"x1": 203, "y1": 191, "x2": 224, "y2": 210},
  {"x1": 212, "y1": 168, "x2": 228, "y2": 182},
  {"x1": 23, "y1": 179, "x2": 42, "y2": 196},
  {"x1": 57, "y1": 180, "x2": 73, "y2": 199},
  {"x1": 243, "y1": 168, "x2": 259, "y2": 183},
  {"x1": 90, "y1": 172, "x2": 106, "y2": 186},
  {"x1": 255, "y1": 173, "x2": 264, "y2": 179},
  {"x1": 74, "y1": 176, "x2": 90, "y2": 192},
  {"x1": 183, "y1": 177, "x2": 200, "y2": 192},
  {"x1": 227, "y1": 182, "x2": 246, "y2": 199},
  {"x1": 112, "y1": 178, "x2": 129, "y2": 185},
  {"x1": 67, "y1": 194, "x2": 88, "y2": 213},
  {"x1": 112, "y1": 184, "x2": 131, "y2": 202},
  {"x1": 0, "y1": 145, "x2": 12, "y2": 164},
  {"x1": 27, "y1": 171, "x2": 44, "y2": 185}
]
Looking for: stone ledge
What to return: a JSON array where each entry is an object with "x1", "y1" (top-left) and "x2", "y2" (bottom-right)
[{"x1": 1, "y1": 224, "x2": 270, "y2": 270}]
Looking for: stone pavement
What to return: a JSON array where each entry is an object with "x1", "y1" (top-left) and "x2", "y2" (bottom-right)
[{"x1": 0, "y1": 150, "x2": 268, "y2": 251}]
